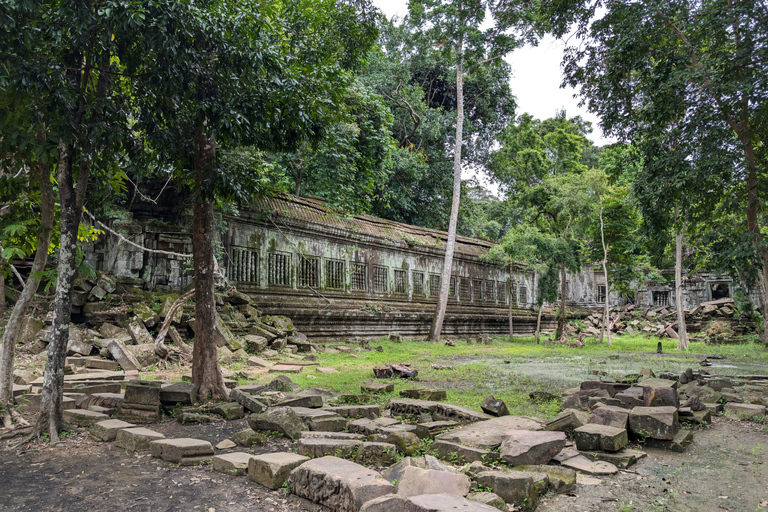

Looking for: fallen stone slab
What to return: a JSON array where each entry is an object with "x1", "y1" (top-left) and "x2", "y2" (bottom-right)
[
  {"x1": 269, "y1": 364, "x2": 304, "y2": 373},
  {"x1": 358, "y1": 494, "x2": 412, "y2": 512},
  {"x1": 231, "y1": 428, "x2": 266, "y2": 447},
  {"x1": 249, "y1": 452, "x2": 309, "y2": 490},
  {"x1": 466, "y1": 491, "x2": 506, "y2": 511},
  {"x1": 276, "y1": 394, "x2": 324, "y2": 408},
  {"x1": 724, "y1": 402, "x2": 766, "y2": 421},
  {"x1": 89, "y1": 419, "x2": 135, "y2": 442},
  {"x1": 88, "y1": 405, "x2": 116, "y2": 416},
  {"x1": 248, "y1": 407, "x2": 307, "y2": 440},
  {"x1": 159, "y1": 382, "x2": 197, "y2": 406},
  {"x1": 408, "y1": 494, "x2": 504, "y2": 512},
  {"x1": 230, "y1": 388, "x2": 268, "y2": 414},
  {"x1": 414, "y1": 421, "x2": 459, "y2": 440},
  {"x1": 510, "y1": 465, "x2": 576, "y2": 494},
  {"x1": 324, "y1": 404, "x2": 381, "y2": 419},
  {"x1": 381, "y1": 456, "x2": 426, "y2": 484},
  {"x1": 498, "y1": 430, "x2": 566, "y2": 466},
  {"x1": 562, "y1": 389, "x2": 610, "y2": 411},
  {"x1": 589, "y1": 406, "x2": 630, "y2": 430},
  {"x1": 115, "y1": 427, "x2": 166, "y2": 451},
  {"x1": 474, "y1": 470, "x2": 548, "y2": 512},
  {"x1": 355, "y1": 442, "x2": 398, "y2": 465},
  {"x1": 435, "y1": 416, "x2": 544, "y2": 450},
  {"x1": 629, "y1": 406, "x2": 679, "y2": 440},
  {"x1": 545, "y1": 408, "x2": 589, "y2": 433},
  {"x1": 387, "y1": 398, "x2": 492, "y2": 425},
  {"x1": 480, "y1": 396, "x2": 509, "y2": 417},
  {"x1": 213, "y1": 452, "x2": 253, "y2": 476},
  {"x1": 62, "y1": 409, "x2": 109, "y2": 427},
  {"x1": 559, "y1": 454, "x2": 618, "y2": 475},
  {"x1": 348, "y1": 418, "x2": 399, "y2": 436},
  {"x1": 637, "y1": 378, "x2": 677, "y2": 389},
  {"x1": 84, "y1": 358, "x2": 120, "y2": 371},
  {"x1": 386, "y1": 431, "x2": 421, "y2": 456},
  {"x1": 642, "y1": 386, "x2": 679, "y2": 407},
  {"x1": 432, "y1": 440, "x2": 499, "y2": 465},
  {"x1": 84, "y1": 392, "x2": 124, "y2": 411},
  {"x1": 299, "y1": 431, "x2": 366, "y2": 441},
  {"x1": 399, "y1": 388, "x2": 447, "y2": 401},
  {"x1": 395, "y1": 466, "x2": 471, "y2": 498},
  {"x1": 361, "y1": 383, "x2": 395, "y2": 394},
  {"x1": 291, "y1": 407, "x2": 347, "y2": 432},
  {"x1": 573, "y1": 424, "x2": 628, "y2": 452},
  {"x1": 577, "y1": 447, "x2": 647, "y2": 469},
  {"x1": 297, "y1": 438, "x2": 362, "y2": 459},
  {"x1": 108, "y1": 339, "x2": 141, "y2": 371},
  {"x1": 644, "y1": 429, "x2": 694, "y2": 452},
  {"x1": 247, "y1": 356, "x2": 272, "y2": 368},
  {"x1": 288, "y1": 456, "x2": 395, "y2": 512},
  {"x1": 211, "y1": 402, "x2": 245, "y2": 420},
  {"x1": 615, "y1": 387, "x2": 644, "y2": 408},
  {"x1": 150, "y1": 438, "x2": 214, "y2": 463}
]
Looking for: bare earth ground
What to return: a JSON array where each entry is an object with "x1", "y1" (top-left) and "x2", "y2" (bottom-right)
[{"x1": 1, "y1": 415, "x2": 766, "y2": 512}]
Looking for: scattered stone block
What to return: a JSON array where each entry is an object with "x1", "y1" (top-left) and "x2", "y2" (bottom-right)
[
  {"x1": 248, "y1": 407, "x2": 307, "y2": 440},
  {"x1": 291, "y1": 407, "x2": 347, "y2": 432},
  {"x1": 211, "y1": 402, "x2": 244, "y2": 420},
  {"x1": 480, "y1": 396, "x2": 509, "y2": 417},
  {"x1": 216, "y1": 439, "x2": 237, "y2": 450},
  {"x1": 498, "y1": 430, "x2": 566, "y2": 466},
  {"x1": 510, "y1": 465, "x2": 576, "y2": 494},
  {"x1": 467, "y1": 491, "x2": 506, "y2": 511},
  {"x1": 588, "y1": 405, "x2": 630, "y2": 430},
  {"x1": 127, "y1": 318, "x2": 154, "y2": 346},
  {"x1": 644, "y1": 429, "x2": 694, "y2": 452},
  {"x1": 432, "y1": 440, "x2": 498, "y2": 465},
  {"x1": 400, "y1": 388, "x2": 447, "y2": 401},
  {"x1": 62, "y1": 409, "x2": 109, "y2": 427},
  {"x1": 299, "y1": 431, "x2": 366, "y2": 441},
  {"x1": 276, "y1": 394, "x2": 323, "y2": 408},
  {"x1": 386, "y1": 431, "x2": 421, "y2": 456},
  {"x1": 724, "y1": 402, "x2": 766, "y2": 421},
  {"x1": 629, "y1": 406, "x2": 679, "y2": 440},
  {"x1": 231, "y1": 428, "x2": 266, "y2": 447},
  {"x1": 115, "y1": 427, "x2": 166, "y2": 451},
  {"x1": 150, "y1": 438, "x2": 214, "y2": 463},
  {"x1": 87, "y1": 405, "x2": 115, "y2": 416},
  {"x1": 297, "y1": 438, "x2": 362, "y2": 458},
  {"x1": 615, "y1": 387, "x2": 644, "y2": 408},
  {"x1": 288, "y1": 456, "x2": 395, "y2": 512},
  {"x1": 435, "y1": 416, "x2": 543, "y2": 450},
  {"x1": 248, "y1": 452, "x2": 309, "y2": 490},
  {"x1": 107, "y1": 339, "x2": 141, "y2": 371},
  {"x1": 638, "y1": 378, "x2": 677, "y2": 389},
  {"x1": 545, "y1": 408, "x2": 589, "y2": 433},
  {"x1": 361, "y1": 382, "x2": 395, "y2": 394},
  {"x1": 317, "y1": 367, "x2": 339, "y2": 374},
  {"x1": 230, "y1": 388, "x2": 267, "y2": 413},
  {"x1": 475, "y1": 470, "x2": 548, "y2": 512},
  {"x1": 247, "y1": 356, "x2": 271, "y2": 368},
  {"x1": 574, "y1": 424, "x2": 628, "y2": 452},
  {"x1": 408, "y1": 494, "x2": 504, "y2": 512},
  {"x1": 642, "y1": 386, "x2": 679, "y2": 407},
  {"x1": 213, "y1": 452, "x2": 253, "y2": 476},
  {"x1": 559, "y1": 454, "x2": 618, "y2": 475},
  {"x1": 359, "y1": 494, "x2": 413, "y2": 512},
  {"x1": 414, "y1": 420, "x2": 459, "y2": 440},
  {"x1": 269, "y1": 364, "x2": 304, "y2": 373},
  {"x1": 84, "y1": 358, "x2": 120, "y2": 371},
  {"x1": 267, "y1": 375, "x2": 300, "y2": 392},
  {"x1": 324, "y1": 404, "x2": 380, "y2": 419},
  {"x1": 355, "y1": 442, "x2": 398, "y2": 465},
  {"x1": 159, "y1": 382, "x2": 197, "y2": 406},
  {"x1": 395, "y1": 466, "x2": 471, "y2": 497},
  {"x1": 577, "y1": 447, "x2": 646, "y2": 469},
  {"x1": 89, "y1": 419, "x2": 135, "y2": 442}
]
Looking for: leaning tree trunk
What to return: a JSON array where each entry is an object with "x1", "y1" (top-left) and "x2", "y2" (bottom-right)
[
  {"x1": 39, "y1": 144, "x2": 90, "y2": 443},
  {"x1": 598, "y1": 196, "x2": 611, "y2": 345},
  {"x1": 429, "y1": 37, "x2": 464, "y2": 342},
  {"x1": 535, "y1": 305, "x2": 543, "y2": 344},
  {"x1": 191, "y1": 130, "x2": 228, "y2": 400},
  {"x1": 508, "y1": 271, "x2": 514, "y2": 342},
  {"x1": 674, "y1": 204, "x2": 689, "y2": 350},
  {"x1": 0, "y1": 162, "x2": 55, "y2": 410},
  {"x1": 555, "y1": 262, "x2": 567, "y2": 340}
]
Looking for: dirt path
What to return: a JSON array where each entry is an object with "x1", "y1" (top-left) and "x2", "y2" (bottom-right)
[{"x1": 1, "y1": 416, "x2": 766, "y2": 512}]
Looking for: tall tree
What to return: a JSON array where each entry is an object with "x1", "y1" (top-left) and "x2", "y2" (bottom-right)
[
  {"x1": 408, "y1": 0, "x2": 527, "y2": 341},
  {"x1": 562, "y1": 0, "x2": 768, "y2": 342}
]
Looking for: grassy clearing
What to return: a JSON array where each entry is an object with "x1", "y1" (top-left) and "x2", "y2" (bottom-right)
[{"x1": 242, "y1": 334, "x2": 768, "y2": 421}]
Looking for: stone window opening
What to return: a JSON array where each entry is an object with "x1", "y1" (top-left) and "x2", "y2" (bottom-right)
[
  {"x1": 449, "y1": 276, "x2": 456, "y2": 298},
  {"x1": 394, "y1": 269, "x2": 408, "y2": 294},
  {"x1": 710, "y1": 282, "x2": 730, "y2": 301},
  {"x1": 373, "y1": 266, "x2": 388, "y2": 293},
  {"x1": 429, "y1": 274, "x2": 441, "y2": 297},
  {"x1": 485, "y1": 280, "x2": 496, "y2": 302},
  {"x1": 326, "y1": 260, "x2": 345, "y2": 290},
  {"x1": 519, "y1": 286, "x2": 528, "y2": 304},
  {"x1": 297, "y1": 256, "x2": 319, "y2": 288},
  {"x1": 268, "y1": 252, "x2": 291, "y2": 286},
  {"x1": 596, "y1": 284, "x2": 606, "y2": 303},
  {"x1": 229, "y1": 247, "x2": 258, "y2": 283},
  {"x1": 459, "y1": 278, "x2": 470, "y2": 301},
  {"x1": 472, "y1": 279, "x2": 483, "y2": 301},
  {"x1": 351, "y1": 263, "x2": 367, "y2": 292},
  {"x1": 652, "y1": 290, "x2": 670, "y2": 306},
  {"x1": 509, "y1": 283, "x2": 517, "y2": 304},
  {"x1": 498, "y1": 282, "x2": 507, "y2": 304},
  {"x1": 413, "y1": 271, "x2": 425, "y2": 295}
]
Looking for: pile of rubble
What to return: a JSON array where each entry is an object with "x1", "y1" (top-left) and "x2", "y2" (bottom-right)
[
  {"x1": 11, "y1": 272, "x2": 314, "y2": 374},
  {"x1": 574, "y1": 298, "x2": 755, "y2": 341}
]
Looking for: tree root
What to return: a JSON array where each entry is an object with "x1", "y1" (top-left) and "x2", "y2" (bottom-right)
[{"x1": 154, "y1": 288, "x2": 195, "y2": 359}]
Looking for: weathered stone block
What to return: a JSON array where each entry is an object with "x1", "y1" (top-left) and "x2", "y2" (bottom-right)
[
  {"x1": 510, "y1": 465, "x2": 576, "y2": 494},
  {"x1": 480, "y1": 396, "x2": 509, "y2": 417},
  {"x1": 291, "y1": 407, "x2": 347, "y2": 432},
  {"x1": 475, "y1": 470, "x2": 548, "y2": 512},
  {"x1": 62, "y1": 409, "x2": 109, "y2": 427},
  {"x1": 160, "y1": 382, "x2": 197, "y2": 406},
  {"x1": 498, "y1": 430, "x2": 566, "y2": 466},
  {"x1": 724, "y1": 402, "x2": 766, "y2": 421},
  {"x1": 230, "y1": 388, "x2": 267, "y2": 413},
  {"x1": 395, "y1": 465, "x2": 471, "y2": 497},
  {"x1": 123, "y1": 381, "x2": 161, "y2": 406},
  {"x1": 107, "y1": 339, "x2": 141, "y2": 371},
  {"x1": 629, "y1": 406, "x2": 679, "y2": 440},
  {"x1": 115, "y1": 427, "x2": 165, "y2": 451},
  {"x1": 231, "y1": 428, "x2": 265, "y2": 447},
  {"x1": 288, "y1": 456, "x2": 395, "y2": 512},
  {"x1": 544, "y1": 408, "x2": 589, "y2": 433},
  {"x1": 642, "y1": 386, "x2": 679, "y2": 407},
  {"x1": 89, "y1": 419, "x2": 135, "y2": 442},
  {"x1": 213, "y1": 452, "x2": 253, "y2": 476},
  {"x1": 248, "y1": 407, "x2": 307, "y2": 440},
  {"x1": 432, "y1": 440, "x2": 498, "y2": 465},
  {"x1": 408, "y1": 494, "x2": 504, "y2": 512},
  {"x1": 127, "y1": 318, "x2": 154, "y2": 346},
  {"x1": 150, "y1": 438, "x2": 214, "y2": 462},
  {"x1": 355, "y1": 442, "x2": 398, "y2": 465},
  {"x1": 297, "y1": 438, "x2": 362, "y2": 459},
  {"x1": 324, "y1": 404, "x2": 381, "y2": 419},
  {"x1": 211, "y1": 402, "x2": 244, "y2": 420},
  {"x1": 559, "y1": 454, "x2": 618, "y2": 475},
  {"x1": 276, "y1": 394, "x2": 323, "y2": 408},
  {"x1": 588, "y1": 405, "x2": 630, "y2": 430},
  {"x1": 414, "y1": 420, "x2": 459, "y2": 440},
  {"x1": 435, "y1": 416, "x2": 543, "y2": 450},
  {"x1": 573, "y1": 424, "x2": 628, "y2": 452}
]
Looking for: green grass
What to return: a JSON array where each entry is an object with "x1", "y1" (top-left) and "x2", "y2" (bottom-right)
[{"x1": 241, "y1": 334, "x2": 768, "y2": 421}]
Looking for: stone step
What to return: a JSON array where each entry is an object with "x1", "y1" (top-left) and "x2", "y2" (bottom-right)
[
  {"x1": 89, "y1": 419, "x2": 135, "y2": 442},
  {"x1": 62, "y1": 409, "x2": 110, "y2": 427},
  {"x1": 249, "y1": 452, "x2": 309, "y2": 489},
  {"x1": 150, "y1": 438, "x2": 214, "y2": 464},
  {"x1": 296, "y1": 438, "x2": 362, "y2": 459},
  {"x1": 290, "y1": 407, "x2": 347, "y2": 432}
]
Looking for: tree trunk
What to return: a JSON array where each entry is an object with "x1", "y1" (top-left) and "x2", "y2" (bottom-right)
[
  {"x1": 508, "y1": 269, "x2": 514, "y2": 341},
  {"x1": 0, "y1": 162, "x2": 55, "y2": 407},
  {"x1": 191, "y1": 130, "x2": 228, "y2": 400},
  {"x1": 555, "y1": 262, "x2": 567, "y2": 340},
  {"x1": 535, "y1": 305, "x2": 543, "y2": 344},
  {"x1": 39, "y1": 143, "x2": 90, "y2": 442},
  {"x1": 598, "y1": 196, "x2": 611, "y2": 345},
  {"x1": 429, "y1": 37, "x2": 464, "y2": 342},
  {"x1": 674, "y1": 204, "x2": 689, "y2": 350}
]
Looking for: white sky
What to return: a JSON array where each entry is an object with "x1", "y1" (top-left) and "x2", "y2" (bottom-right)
[{"x1": 372, "y1": 0, "x2": 615, "y2": 147}]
